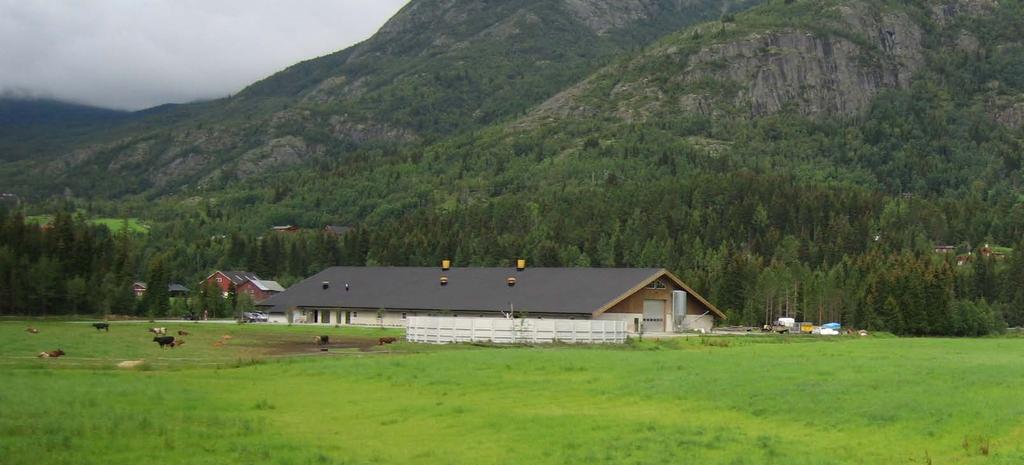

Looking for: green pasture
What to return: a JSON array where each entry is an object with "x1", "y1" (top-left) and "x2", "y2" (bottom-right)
[
  {"x1": 24, "y1": 215, "x2": 149, "y2": 233},
  {"x1": 1, "y1": 322, "x2": 1022, "y2": 465}
]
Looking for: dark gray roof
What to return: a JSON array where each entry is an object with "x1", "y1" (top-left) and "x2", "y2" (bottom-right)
[
  {"x1": 168, "y1": 283, "x2": 189, "y2": 293},
  {"x1": 323, "y1": 225, "x2": 353, "y2": 235},
  {"x1": 259, "y1": 266, "x2": 668, "y2": 315},
  {"x1": 219, "y1": 271, "x2": 260, "y2": 285}
]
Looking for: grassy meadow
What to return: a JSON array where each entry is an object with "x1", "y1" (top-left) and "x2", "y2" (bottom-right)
[
  {"x1": 25, "y1": 215, "x2": 150, "y2": 233},
  {"x1": 1, "y1": 321, "x2": 1022, "y2": 465}
]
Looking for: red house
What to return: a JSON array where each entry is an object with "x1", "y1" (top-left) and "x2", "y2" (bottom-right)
[
  {"x1": 132, "y1": 282, "x2": 147, "y2": 298},
  {"x1": 237, "y1": 279, "x2": 286, "y2": 303},
  {"x1": 202, "y1": 271, "x2": 261, "y2": 296}
]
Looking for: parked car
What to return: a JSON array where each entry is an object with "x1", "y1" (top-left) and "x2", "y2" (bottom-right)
[{"x1": 242, "y1": 312, "x2": 268, "y2": 323}]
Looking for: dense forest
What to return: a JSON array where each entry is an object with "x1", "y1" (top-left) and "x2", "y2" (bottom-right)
[{"x1": 1, "y1": 206, "x2": 1019, "y2": 336}]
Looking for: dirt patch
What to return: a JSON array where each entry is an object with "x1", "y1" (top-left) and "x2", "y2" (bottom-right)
[{"x1": 253, "y1": 335, "x2": 382, "y2": 356}]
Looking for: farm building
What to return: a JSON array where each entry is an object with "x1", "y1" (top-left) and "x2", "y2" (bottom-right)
[
  {"x1": 202, "y1": 270, "x2": 261, "y2": 296},
  {"x1": 259, "y1": 265, "x2": 724, "y2": 333},
  {"x1": 132, "y1": 281, "x2": 147, "y2": 298},
  {"x1": 236, "y1": 278, "x2": 286, "y2": 303},
  {"x1": 132, "y1": 282, "x2": 190, "y2": 298}
]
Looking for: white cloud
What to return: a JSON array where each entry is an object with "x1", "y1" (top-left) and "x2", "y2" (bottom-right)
[{"x1": 0, "y1": 0, "x2": 409, "y2": 110}]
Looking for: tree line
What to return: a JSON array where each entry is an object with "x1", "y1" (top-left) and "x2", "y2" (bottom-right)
[{"x1": 1, "y1": 203, "x2": 1019, "y2": 335}]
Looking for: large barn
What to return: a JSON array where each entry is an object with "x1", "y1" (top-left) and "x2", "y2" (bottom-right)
[{"x1": 259, "y1": 265, "x2": 724, "y2": 333}]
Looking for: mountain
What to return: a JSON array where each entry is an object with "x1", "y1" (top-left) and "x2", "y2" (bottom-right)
[
  {"x1": 1, "y1": 0, "x2": 761, "y2": 198},
  {"x1": 0, "y1": 97, "x2": 130, "y2": 162},
  {"x1": 3, "y1": 0, "x2": 1024, "y2": 332}
]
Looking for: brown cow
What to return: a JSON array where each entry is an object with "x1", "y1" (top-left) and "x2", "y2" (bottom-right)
[
  {"x1": 177, "y1": 330, "x2": 190, "y2": 336},
  {"x1": 37, "y1": 349, "x2": 65, "y2": 358},
  {"x1": 25, "y1": 327, "x2": 39, "y2": 334},
  {"x1": 171, "y1": 339, "x2": 186, "y2": 348},
  {"x1": 378, "y1": 337, "x2": 398, "y2": 346}
]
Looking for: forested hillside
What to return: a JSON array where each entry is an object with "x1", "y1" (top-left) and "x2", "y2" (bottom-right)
[
  {"x1": 0, "y1": 97, "x2": 130, "y2": 162},
  {"x1": 3, "y1": 0, "x2": 1024, "y2": 335},
  {"x1": 0, "y1": 0, "x2": 760, "y2": 198}
]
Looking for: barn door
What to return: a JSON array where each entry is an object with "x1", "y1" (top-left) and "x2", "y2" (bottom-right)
[{"x1": 643, "y1": 300, "x2": 666, "y2": 332}]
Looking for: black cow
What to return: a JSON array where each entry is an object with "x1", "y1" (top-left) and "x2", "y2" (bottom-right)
[
  {"x1": 92, "y1": 323, "x2": 110, "y2": 332},
  {"x1": 153, "y1": 336, "x2": 176, "y2": 348},
  {"x1": 314, "y1": 335, "x2": 329, "y2": 345}
]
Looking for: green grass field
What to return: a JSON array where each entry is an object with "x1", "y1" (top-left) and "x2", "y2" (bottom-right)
[
  {"x1": 1, "y1": 322, "x2": 1022, "y2": 465},
  {"x1": 24, "y1": 215, "x2": 149, "y2": 233}
]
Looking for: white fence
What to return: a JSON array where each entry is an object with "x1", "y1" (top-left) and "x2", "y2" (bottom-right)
[{"x1": 405, "y1": 316, "x2": 627, "y2": 344}]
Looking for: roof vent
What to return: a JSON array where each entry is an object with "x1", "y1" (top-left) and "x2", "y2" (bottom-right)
[
  {"x1": 441, "y1": 259, "x2": 451, "y2": 271},
  {"x1": 516, "y1": 259, "x2": 526, "y2": 271},
  {"x1": 507, "y1": 277, "x2": 517, "y2": 287},
  {"x1": 440, "y1": 276, "x2": 449, "y2": 286},
  {"x1": 322, "y1": 281, "x2": 329, "y2": 290},
  {"x1": 345, "y1": 283, "x2": 350, "y2": 292}
]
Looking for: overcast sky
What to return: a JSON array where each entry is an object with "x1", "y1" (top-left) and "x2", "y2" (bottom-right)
[{"x1": 0, "y1": 0, "x2": 408, "y2": 111}]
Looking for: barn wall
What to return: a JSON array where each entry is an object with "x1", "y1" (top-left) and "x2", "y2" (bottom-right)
[
  {"x1": 407, "y1": 316, "x2": 627, "y2": 344},
  {"x1": 606, "y1": 288, "x2": 673, "y2": 314},
  {"x1": 598, "y1": 279, "x2": 716, "y2": 332},
  {"x1": 289, "y1": 308, "x2": 592, "y2": 327},
  {"x1": 238, "y1": 282, "x2": 271, "y2": 302},
  {"x1": 604, "y1": 286, "x2": 713, "y2": 317}
]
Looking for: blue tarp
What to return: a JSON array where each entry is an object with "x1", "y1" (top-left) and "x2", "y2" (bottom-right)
[{"x1": 822, "y1": 322, "x2": 842, "y2": 330}]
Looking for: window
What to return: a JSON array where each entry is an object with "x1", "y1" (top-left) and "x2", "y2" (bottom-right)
[
  {"x1": 216, "y1": 277, "x2": 222, "y2": 283},
  {"x1": 401, "y1": 312, "x2": 407, "y2": 320},
  {"x1": 352, "y1": 312, "x2": 358, "y2": 318},
  {"x1": 646, "y1": 280, "x2": 667, "y2": 290}
]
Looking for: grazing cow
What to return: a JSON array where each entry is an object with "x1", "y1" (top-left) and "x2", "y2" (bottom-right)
[
  {"x1": 171, "y1": 339, "x2": 186, "y2": 348},
  {"x1": 378, "y1": 337, "x2": 398, "y2": 346},
  {"x1": 37, "y1": 349, "x2": 65, "y2": 358},
  {"x1": 314, "y1": 335, "x2": 329, "y2": 345},
  {"x1": 152, "y1": 336, "x2": 175, "y2": 348},
  {"x1": 25, "y1": 327, "x2": 39, "y2": 334},
  {"x1": 177, "y1": 330, "x2": 190, "y2": 336},
  {"x1": 148, "y1": 327, "x2": 167, "y2": 335},
  {"x1": 92, "y1": 323, "x2": 110, "y2": 332}
]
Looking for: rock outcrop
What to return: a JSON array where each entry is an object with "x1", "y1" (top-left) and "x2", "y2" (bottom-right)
[
  {"x1": 532, "y1": 3, "x2": 926, "y2": 121},
  {"x1": 990, "y1": 95, "x2": 1024, "y2": 130}
]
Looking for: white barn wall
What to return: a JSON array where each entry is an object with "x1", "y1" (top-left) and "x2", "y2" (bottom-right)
[{"x1": 406, "y1": 316, "x2": 627, "y2": 344}]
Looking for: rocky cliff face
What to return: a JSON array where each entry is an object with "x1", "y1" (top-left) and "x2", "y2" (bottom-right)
[
  {"x1": 682, "y1": 10, "x2": 923, "y2": 117},
  {"x1": 991, "y1": 95, "x2": 1024, "y2": 130},
  {"x1": 531, "y1": 2, "x2": 928, "y2": 123}
]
